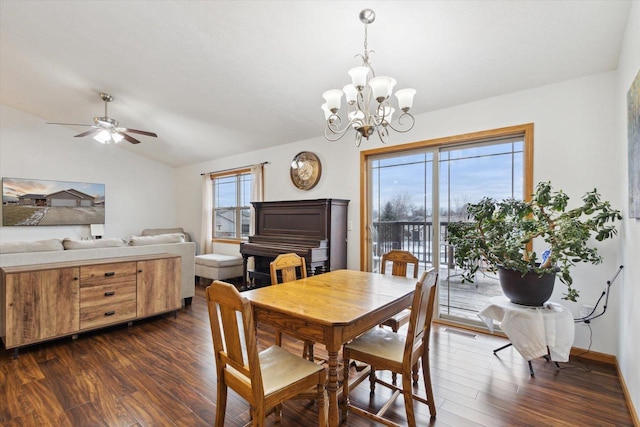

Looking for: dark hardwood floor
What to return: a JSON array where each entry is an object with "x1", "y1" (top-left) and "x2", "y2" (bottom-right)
[{"x1": 0, "y1": 282, "x2": 634, "y2": 426}]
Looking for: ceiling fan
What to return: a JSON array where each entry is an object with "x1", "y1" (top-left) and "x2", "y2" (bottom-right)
[{"x1": 47, "y1": 92, "x2": 157, "y2": 144}]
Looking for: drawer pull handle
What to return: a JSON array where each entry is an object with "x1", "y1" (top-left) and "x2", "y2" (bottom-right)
[
  {"x1": 104, "y1": 272, "x2": 115, "y2": 277},
  {"x1": 104, "y1": 311, "x2": 115, "y2": 316},
  {"x1": 104, "y1": 291, "x2": 115, "y2": 297}
]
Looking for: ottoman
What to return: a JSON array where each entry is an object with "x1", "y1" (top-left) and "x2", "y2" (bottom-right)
[{"x1": 195, "y1": 253, "x2": 244, "y2": 282}]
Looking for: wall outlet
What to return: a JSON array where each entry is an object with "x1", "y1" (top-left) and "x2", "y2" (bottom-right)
[{"x1": 580, "y1": 304, "x2": 595, "y2": 318}]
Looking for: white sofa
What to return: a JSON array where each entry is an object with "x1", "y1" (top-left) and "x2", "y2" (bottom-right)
[{"x1": 0, "y1": 236, "x2": 196, "y2": 306}]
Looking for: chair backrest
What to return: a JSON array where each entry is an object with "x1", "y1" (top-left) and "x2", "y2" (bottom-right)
[
  {"x1": 381, "y1": 250, "x2": 419, "y2": 278},
  {"x1": 270, "y1": 252, "x2": 308, "y2": 285},
  {"x1": 403, "y1": 268, "x2": 438, "y2": 367},
  {"x1": 206, "y1": 280, "x2": 263, "y2": 402}
]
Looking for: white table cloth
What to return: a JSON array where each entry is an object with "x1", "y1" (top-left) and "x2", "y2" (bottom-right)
[{"x1": 478, "y1": 296, "x2": 575, "y2": 362}]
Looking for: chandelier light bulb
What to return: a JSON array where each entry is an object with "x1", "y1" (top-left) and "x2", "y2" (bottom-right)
[
  {"x1": 348, "y1": 66, "x2": 369, "y2": 90},
  {"x1": 395, "y1": 88, "x2": 417, "y2": 111},
  {"x1": 343, "y1": 84, "x2": 358, "y2": 105},
  {"x1": 321, "y1": 103, "x2": 332, "y2": 120},
  {"x1": 322, "y1": 89, "x2": 343, "y2": 113},
  {"x1": 369, "y1": 76, "x2": 394, "y2": 102}
]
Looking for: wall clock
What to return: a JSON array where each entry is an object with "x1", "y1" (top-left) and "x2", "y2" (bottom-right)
[{"x1": 290, "y1": 151, "x2": 322, "y2": 190}]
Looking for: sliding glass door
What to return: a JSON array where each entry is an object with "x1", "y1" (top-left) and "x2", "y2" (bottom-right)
[
  {"x1": 363, "y1": 125, "x2": 531, "y2": 325},
  {"x1": 369, "y1": 150, "x2": 435, "y2": 276},
  {"x1": 438, "y1": 139, "x2": 524, "y2": 321}
]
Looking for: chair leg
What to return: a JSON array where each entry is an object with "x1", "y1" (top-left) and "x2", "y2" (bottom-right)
[
  {"x1": 342, "y1": 349, "x2": 351, "y2": 420},
  {"x1": 275, "y1": 330, "x2": 283, "y2": 346},
  {"x1": 412, "y1": 362, "x2": 419, "y2": 384},
  {"x1": 215, "y1": 383, "x2": 228, "y2": 427},
  {"x1": 318, "y1": 382, "x2": 328, "y2": 427},
  {"x1": 369, "y1": 366, "x2": 377, "y2": 394},
  {"x1": 421, "y1": 354, "x2": 437, "y2": 417},
  {"x1": 274, "y1": 404, "x2": 282, "y2": 422},
  {"x1": 252, "y1": 406, "x2": 265, "y2": 427},
  {"x1": 402, "y1": 373, "x2": 417, "y2": 427},
  {"x1": 303, "y1": 340, "x2": 315, "y2": 362},
  {"x1": 392, "y1": 324, "x2": 399, "y2": 385}
]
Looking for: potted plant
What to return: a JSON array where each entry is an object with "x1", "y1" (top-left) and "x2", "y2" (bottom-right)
[{"x1": 447, "y1": 181, "x2": 621, "y2": 305}]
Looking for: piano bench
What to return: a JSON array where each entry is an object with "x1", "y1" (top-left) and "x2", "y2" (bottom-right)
[{"x1": 195, "y1": 253, "x2": 244, "y2": 281}]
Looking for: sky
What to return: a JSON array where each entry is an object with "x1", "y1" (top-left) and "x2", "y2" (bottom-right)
[{"x1": 371, "y1": 140, "x2": 524, "y2": 217}]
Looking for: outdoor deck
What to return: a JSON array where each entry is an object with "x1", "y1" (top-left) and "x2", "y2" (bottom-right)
[
  {"x1": 372, "y1": 220, "x2": 505, "y2": 324},
  {"x1": 437, "y1": 267, "x2": 503, "y2": 322}
]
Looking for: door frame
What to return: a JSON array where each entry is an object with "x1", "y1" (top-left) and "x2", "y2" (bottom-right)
[{"x1": 359, "y1": 123, "x2": 534, "y2": 272}]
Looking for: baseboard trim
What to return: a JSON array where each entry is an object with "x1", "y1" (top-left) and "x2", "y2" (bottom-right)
[
  {"x1": 569, "y1": 346, "x2": 617, "y2": 365},
  {"x1": 614, "y1": 358, "x2": 640, "y2": 427}
]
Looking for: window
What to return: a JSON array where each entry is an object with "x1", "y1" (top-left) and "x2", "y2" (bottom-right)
[
  {"x1": 362, "y1": 124, "x2": 533, "y2": 325},
  {"x1": 212, "y1": 170, "x2": 253, "y2": 240}
]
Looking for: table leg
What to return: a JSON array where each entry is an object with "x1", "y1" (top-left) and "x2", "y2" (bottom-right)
[{"x1": 326, "y1": 350, "x2": 340, "y2": 427}]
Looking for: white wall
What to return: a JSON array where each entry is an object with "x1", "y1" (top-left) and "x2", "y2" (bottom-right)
[
  {"x1": 616, "y1": 0, "x2": 640, "y2": 418},
  {"x1": 0, "y1": 104, "x2": 177, "y2": 241},
  {"x1": 176, "y1": 70, "x2": 624, "y2": 354}
]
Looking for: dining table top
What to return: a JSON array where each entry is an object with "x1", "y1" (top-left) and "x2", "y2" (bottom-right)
[{"x1": 241, "y1": 269, "x2": 417, "y2": 326}]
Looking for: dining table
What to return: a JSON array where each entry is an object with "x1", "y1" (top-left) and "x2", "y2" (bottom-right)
[{"x1": 242, "y1": 268, "x2": 417, "y2": 427}]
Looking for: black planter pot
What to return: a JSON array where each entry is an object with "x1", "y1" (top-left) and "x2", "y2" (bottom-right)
[{"x1": 497, "y1": 266, "x2": 557, "y2": 307}]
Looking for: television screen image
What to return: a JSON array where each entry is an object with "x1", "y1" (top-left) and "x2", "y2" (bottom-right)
[{"x1": 2, "y1": 177, "x2": 105, "y2": 226}]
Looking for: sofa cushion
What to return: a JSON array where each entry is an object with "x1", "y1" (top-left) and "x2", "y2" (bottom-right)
[
  {"x1": 129, "y1": 233, "x2": 185, "y2": 246},
  {"x1": 142, "y1": 228, "x2": 192, "y2": 242},
  {"x1": 0, "y1": 238, "x2": 64, "y2": 254},
  {"x1": 63, "y1": 238, "x2": 128, "y2": 250},
  {"x1": 195, "y1": 253, "x2": 243, "y2": 268}
]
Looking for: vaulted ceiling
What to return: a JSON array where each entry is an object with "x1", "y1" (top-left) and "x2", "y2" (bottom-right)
[{"x1": 0, "y1": 1, "x2": 632, "y2": 167}]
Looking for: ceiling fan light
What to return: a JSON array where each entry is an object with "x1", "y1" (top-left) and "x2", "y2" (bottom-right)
[
  {"x1": 94, "y1": 129, "x2": 111, "y2": 144},
  {"x1": 112, "y1": 132, "x2": 124, "y2": 143}
]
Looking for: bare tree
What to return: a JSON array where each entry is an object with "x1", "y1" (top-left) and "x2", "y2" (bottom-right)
[{"x1": 381, "y1": 192, "x2": 414, "y2": 221}]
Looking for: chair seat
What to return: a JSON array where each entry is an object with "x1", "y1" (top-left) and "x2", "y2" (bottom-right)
[
  {"x1": 345, "y1": 327, "x2": 405, "y2": 364},
  {"x1": 259, "y1": 345, "x2": 326, "y2": 396}
]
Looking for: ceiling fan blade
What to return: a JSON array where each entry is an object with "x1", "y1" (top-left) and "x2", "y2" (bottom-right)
[
  {"x1": 120, "y1": 128, "x2": 157, "y2": 138},
  {"x1": 74, "y1": 129, "x2": 101, "y2": 138},
  {"x1": 120, "y1": 133, "x2": 141, "y2": 144},
  {"x1": 47, "y1": 122, "x2": 93, "y2": 127}
]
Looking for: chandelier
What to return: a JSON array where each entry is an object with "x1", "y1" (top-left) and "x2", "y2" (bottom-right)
[{"x1": 322, "y1": 9, "x2": 416, "y2": 147}]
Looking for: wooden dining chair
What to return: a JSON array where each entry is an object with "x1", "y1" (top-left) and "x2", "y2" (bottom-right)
[
  {"x1": 206, "y1": 280, "x2": 327, "y2": 427},
  {"x1": 342, "y1": 268, "x2": 438, "y2": 426},
  {"x1": 270, "y1": 252, "x2": 308, "y2": 285},
  {"x1": 270, "y1": 253, "x2": 316, "y2": 362},
  {"x1": 379, "y1": 250, "x2": 419, "y2": 332},
  {"x1": 379, "y1": 249, "x2": 419, "y2": 384}
]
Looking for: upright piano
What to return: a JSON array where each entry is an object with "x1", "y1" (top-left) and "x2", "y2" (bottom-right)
[{"x1": 240, "y1": 198, "x2": 349, "y2": 287}]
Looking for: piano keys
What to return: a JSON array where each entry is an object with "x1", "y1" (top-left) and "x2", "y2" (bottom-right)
[{"x1": 240, "y1": 198, "x2": 349, "y2": 287}]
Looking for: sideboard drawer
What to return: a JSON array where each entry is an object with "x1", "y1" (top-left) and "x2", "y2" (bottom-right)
[
  {"x1": 80, "y1": 262, "x2": 137, "y2": 287},
  {"x1": 80, "y1": 282, "x2": 137, "y2": 307},
  {"x1": 80, "y1": 300, "x2": 137, "y2": 330}
]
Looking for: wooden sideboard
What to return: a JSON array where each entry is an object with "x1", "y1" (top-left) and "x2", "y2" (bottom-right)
[{"x1": 1, "y1": 253, "x2": 181, "y2": 355}]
